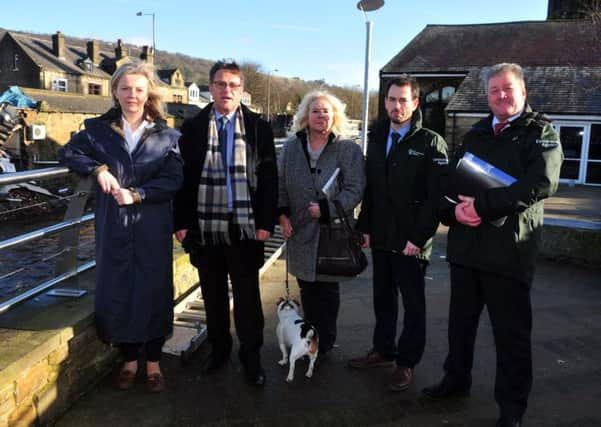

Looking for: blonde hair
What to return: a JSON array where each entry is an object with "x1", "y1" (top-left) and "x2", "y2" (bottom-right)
[
  {"x1": 110, "y1": 61, "x2": 165, "y2": 121},
  {"x1": 292, "y1": 90, "x2": 349, "y2": 136}
]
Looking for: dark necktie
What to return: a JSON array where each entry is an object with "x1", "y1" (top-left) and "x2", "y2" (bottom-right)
[
  {"x1": 494, "y1": 121, "x2": 508, "y2": 136},
  {"x1": 218, "y1": 116, "x2": 228, "y2": 164},
  {"x1": 388, "y1": 132, "x2": 401, "y2": 157}
]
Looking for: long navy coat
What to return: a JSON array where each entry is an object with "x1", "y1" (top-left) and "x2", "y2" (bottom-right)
[{"x1": 59, "y1": 108, "x2": 183, "y2": 344}]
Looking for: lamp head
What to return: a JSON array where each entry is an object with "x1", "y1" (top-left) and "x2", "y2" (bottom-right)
[
  {"x1": 356, "y1": 0, "x2": 384, "y2": 12},
  {"x1": 136, "y1": 11, "x2": 143, "y2": 16}
]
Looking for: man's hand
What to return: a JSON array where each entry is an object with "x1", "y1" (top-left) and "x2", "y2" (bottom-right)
[
  {"x1": 175, "y1": 229, "x2": 188, "y2": 243},
  {"x1": 111, "y1": 188, "x2": 134, "y2": 206},
  {"x1": 455, "y1": 195, "x2": 482, "y2": 227},
  {"x1": 255, "y1": 229, "x2": 271, "y2": 241},
  {"x1": 402, "y1": 240, "x2": 421, "y2": 257},
  {"x1": 279, "y1": 215, "x2": 293, "y2": 240},
  {"x1": 97, "y1": 170, "x2": 120, "y2": 194}
]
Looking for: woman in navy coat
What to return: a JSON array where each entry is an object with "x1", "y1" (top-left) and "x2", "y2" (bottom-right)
[{"x1": 59, "y1": 61, "x2": 183, "y2": 392}]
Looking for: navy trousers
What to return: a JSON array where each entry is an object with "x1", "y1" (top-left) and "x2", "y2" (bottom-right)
[
  {"x1": 444, "y1": 264, "x2": 533, "y2": 419},
  {"x1": 372, "y1": 249, "x2": 427, "y2": 368}
]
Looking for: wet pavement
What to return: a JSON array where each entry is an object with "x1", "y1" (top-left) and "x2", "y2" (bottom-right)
[{"x1": 53, "y1": 218, "x2": 601, "y2": 426}]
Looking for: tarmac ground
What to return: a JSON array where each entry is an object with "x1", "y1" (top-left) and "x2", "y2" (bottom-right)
[{"x1": 53, "y1": 219, "x2": 601, "y2": 427}]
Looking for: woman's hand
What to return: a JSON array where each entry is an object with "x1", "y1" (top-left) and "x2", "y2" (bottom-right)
[
  {"x1": 308, "y1": 201, "x2": 321, "y2": 219},
  {"x1": 279, "y1": 215, "x2": 293, "y2": 240},
  {"x1": 111, "y1": 188, "x2": 135, "y2": 206},
  {"x1": 97, "y1": 170, "x2": 120, "y2": 194},
  {"x1": 175, "y1": 229, "x2": 188, "y2": 243}
]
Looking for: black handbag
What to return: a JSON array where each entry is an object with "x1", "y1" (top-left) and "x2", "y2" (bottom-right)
[{"x1": 316, "y1": 200, "x2": 368, "y2": 277}]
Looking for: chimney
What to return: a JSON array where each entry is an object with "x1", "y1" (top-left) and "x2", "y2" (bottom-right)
[
  {"x1": 52, "y1": 31, "x2": 65, "y2": 59},
  {"x1": 115, "y1": 39, "x2": 129, "y2": 60},
  {"x1": 140, "y1": 45, "x2": 154, "y2": 64},
  {"x1": 87, "y1": 40, "x2": 100, "y2": 65}
]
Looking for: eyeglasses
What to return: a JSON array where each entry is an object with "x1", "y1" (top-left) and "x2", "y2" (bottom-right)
[{"x1": 212, "y1": 81, "x2": 242, "y2": 90}]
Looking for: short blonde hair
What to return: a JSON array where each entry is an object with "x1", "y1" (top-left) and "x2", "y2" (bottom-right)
[
  {"x1": 110, "y1": 61, "x2": 165, "y2": 121},
  {"x1": 292, "y1": 90, "x2": 349, "y2": 136}
]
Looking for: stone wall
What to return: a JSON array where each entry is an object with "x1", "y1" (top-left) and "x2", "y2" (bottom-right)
[{"x1": 0, "y1": 244, "x2": 198, "y2": 427}]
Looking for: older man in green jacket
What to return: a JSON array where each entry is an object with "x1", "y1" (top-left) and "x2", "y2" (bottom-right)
[{"x1": 423, "y1": 63, "x2": 563, "y2": 427}]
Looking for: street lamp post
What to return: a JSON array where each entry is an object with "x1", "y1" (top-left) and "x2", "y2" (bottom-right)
[
  {"x1": 356, "y1": 0, "x2": 384, "y2": 155},
  {"x1": 136, "y1": 11, "x2": 156, "y2": 56},
  {"x1": 267, "y1": 68, "x2": 279, "y2": 121}
]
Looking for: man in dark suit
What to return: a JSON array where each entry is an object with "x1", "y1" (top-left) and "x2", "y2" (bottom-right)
[
  {"x1": 349, "y1": 76, "x2": 448, "y2": 391},
  {"x1": 174, "y1": 60, "x2": 278, "y2": 386}
]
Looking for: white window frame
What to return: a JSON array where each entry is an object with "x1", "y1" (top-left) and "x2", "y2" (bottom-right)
[
  {"x1": 553, "y1": 121, "x2": 598, "y2": 185},
  {"x1": 51, "y1": 78, "x2": 68, "y2": 92}
]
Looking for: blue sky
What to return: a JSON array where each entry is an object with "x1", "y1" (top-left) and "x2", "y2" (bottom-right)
[{"x1": 3, "y1": 0, "x2": 549, "y2": 88}]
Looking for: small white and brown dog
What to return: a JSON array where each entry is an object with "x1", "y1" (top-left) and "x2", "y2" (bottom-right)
[{"x1": 276, "y1": 297, "x2": 319, "y2": 383}]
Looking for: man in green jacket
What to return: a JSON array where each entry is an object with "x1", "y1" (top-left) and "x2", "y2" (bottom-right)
[
  {"x1": 422, "y1": 63, "x2": 563, "y2": 427},
  {"x1": 349, "y1": 76, "x2": 448, "y2": 392}
]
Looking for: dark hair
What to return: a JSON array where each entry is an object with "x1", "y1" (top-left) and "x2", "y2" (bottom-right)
[
  {"x1": 385, "y1": 75, "x2": 420, "y2": 99},
  {"x1": 209, "y1": 59, "x2": 243, "y2": 83}
]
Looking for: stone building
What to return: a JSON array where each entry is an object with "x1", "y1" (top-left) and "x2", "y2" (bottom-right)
[{"x1": 379, "y1": 0, "x2": 601, "y2": 185}]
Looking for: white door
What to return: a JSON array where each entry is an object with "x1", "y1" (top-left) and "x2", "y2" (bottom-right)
[
  {"x1": 555, "y1": 124, "x2": 587, "y2": 184},
  {"x1": 584, "y1": 124, "x2": 601, "y2": 185}
]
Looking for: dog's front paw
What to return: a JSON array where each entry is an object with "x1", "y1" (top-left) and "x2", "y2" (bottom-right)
[
  {"x1": 305, "y1": 371, "x2": 313, "y2": 379},
  {"x1": 285, "y1": 376, "x2": 294, "y2": 383},
  {"x1": 278, "y1": 359, "x2": 288, "y2": 366}
]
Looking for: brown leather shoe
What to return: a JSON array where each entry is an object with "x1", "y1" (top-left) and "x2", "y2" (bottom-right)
[
  {"x1": 147, "y1": 373, "x2": 165, "y2": 393},
  {"x1": 348, "y1": 350, "x2": 394, "y2": 369},
  {"x1": 389, "y1": 367, "x2": 413, "y2": 391},
  {"x1": 116, "y1": 369, "x2": 136, "y2": 390}
]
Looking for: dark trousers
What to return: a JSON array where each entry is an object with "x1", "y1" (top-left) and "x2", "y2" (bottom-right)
[
  {"x1": 444, "y1": 264, "x2": 532, "y2": 419},
  {"x1": 372, "y1": 249, "x2": 427, "y2": 368},
  {"x1": 121, "y1": 336, "x2": 166, "y2": 362},
  {"x1": 193, "y1": 237, "x2": 265, "y2": 373},
  {"x1": 297, "y1": 279, "x2": 340, "y2": 353}
]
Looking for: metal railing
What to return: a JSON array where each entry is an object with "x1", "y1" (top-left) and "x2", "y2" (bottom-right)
[{"x1": 0, "y1": 167, "x2": 94, "y2": 313}]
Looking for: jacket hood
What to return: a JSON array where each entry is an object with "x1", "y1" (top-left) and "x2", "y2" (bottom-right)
[{"x1": 473, "y1": 104, "x2": 551, "y2": 134}]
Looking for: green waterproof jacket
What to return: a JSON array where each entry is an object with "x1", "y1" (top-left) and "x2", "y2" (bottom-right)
[
  {"x1": 439, "y1": 106, "x2": 564, "y2": 284},
  {"x1": 357, "y1": 109, "x2": 449, "y2": 261}
]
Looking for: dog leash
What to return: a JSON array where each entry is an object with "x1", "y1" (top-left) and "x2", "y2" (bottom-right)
[{"x1": 285, "y1": 245, "x2": 290, "y2": 299}]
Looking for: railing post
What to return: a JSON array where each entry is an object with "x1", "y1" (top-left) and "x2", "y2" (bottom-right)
[{"x1": 55, "y1": 176, "x2": 93, "y2": 276}]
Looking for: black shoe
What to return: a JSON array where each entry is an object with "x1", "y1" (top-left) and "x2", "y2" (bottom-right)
[
  {"x1": 422, "y1": 376, "x2": 471, "y2": 399},
  {"x1": 496, "y1": 416, "x2": 521, "y2": 427},
  {"x1": 200, "y1": 352, "x2": 229, "y2": 373},
  {"x1": 245, "y1": 366, "x2": 266, "y2": 386}
]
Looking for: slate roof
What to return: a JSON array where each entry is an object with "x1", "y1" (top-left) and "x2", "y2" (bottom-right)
[
  {"x1": 21, "y1": 88, "x2": 113, "y2": 114},
  {"x1": 1, "y1": 30, "x2": 113, "y2": 79},
  {"x1": 382, "y1": 19, "x2": 601, "y2": 116},
  {"x1": 447, "y1": 66, "x2": 601, "y2": 115},
  {"x1": 381, "y1": 20, "x2": 600, "y2": 73}
]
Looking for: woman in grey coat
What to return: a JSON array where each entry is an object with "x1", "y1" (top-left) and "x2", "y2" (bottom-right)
[{"x1": 278, "y1": 90, "x2": 365, "y2": 354}]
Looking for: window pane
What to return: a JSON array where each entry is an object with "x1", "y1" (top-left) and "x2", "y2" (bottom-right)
[
  {"x1": 585, "y1": 162, "x2": 601, "y2": 184},
  {"x1": 560, "y1": 126, "x2": 583, "y2": 159},
  {"x1": 441, "y1": 86, "x2": 455, "y2": 101},
  {"x1": 588, "y1": 124, "x2": 601, "y2": 160},
  {"x1": 560, "y1": 160, "x2": 580, "y2": 180},
  {"x1": 425, "y1": 90, "x2": 439, "y2": 103}
]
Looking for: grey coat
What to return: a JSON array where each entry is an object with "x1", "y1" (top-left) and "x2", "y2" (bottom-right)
[{"x1": 278, "y1": 131, "x2": 365, "y2": 282}]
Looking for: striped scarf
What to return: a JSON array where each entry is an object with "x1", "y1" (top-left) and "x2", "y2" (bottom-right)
[{"x1": 196, "y1": 106, "x2": 255, "y2": 244}]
